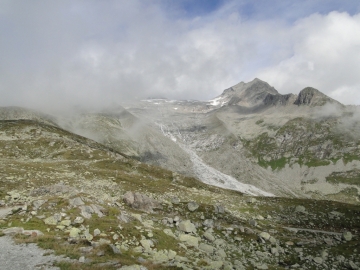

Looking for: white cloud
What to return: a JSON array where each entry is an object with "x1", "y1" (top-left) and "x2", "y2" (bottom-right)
[
  {"x1": 258, "y1": 12, "x2": 360, "y2": 104},
  {"x1": 1, "y1": 1, "x2": 360, "y2": 113}
]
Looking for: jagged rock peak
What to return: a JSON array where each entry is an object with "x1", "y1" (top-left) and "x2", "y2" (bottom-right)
[
  {"x1": 219, "y1": 78, "x2": 280, "y2": 107},
  {"x1": 294, "y1": 87, "x2": 340, "y2": 106},
  {"x1": 228, "y1": 78, "x2": 279, "y2": 95}
]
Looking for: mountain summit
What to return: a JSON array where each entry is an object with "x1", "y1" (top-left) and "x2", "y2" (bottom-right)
[
  {"x1": 294, "y1": 87, "x2": 341, "y2": 106},
  {"x1": 219, "y1": 78, "x2": 279, "y2": 107},
  {"x1": 212, "y1": 79, "x2": 339, "y2": 109}
]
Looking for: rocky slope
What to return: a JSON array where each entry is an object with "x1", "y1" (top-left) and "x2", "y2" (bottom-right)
[
  {"x1": 2, "y1": 78, "x2": 359, "y2": 203},
  {"x1": 0, "y1": 119, "x2": 359, "y2": 269}
]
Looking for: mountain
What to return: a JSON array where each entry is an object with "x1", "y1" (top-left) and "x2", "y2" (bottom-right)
[
  {"x1": 0, "y1": 118, "x2": 359, "y2": 269},
  {"x1": 1, "y1": 79, "x2": 358, "y2": 204}
]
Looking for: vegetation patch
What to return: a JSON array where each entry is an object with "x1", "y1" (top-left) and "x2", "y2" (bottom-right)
[{"x1": 326, "y1": 170, "x2": 360, "y2": 186}]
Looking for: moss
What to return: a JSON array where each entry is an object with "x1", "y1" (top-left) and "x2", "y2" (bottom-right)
[{"x1": 326, "y1": 170, "x2": 360, "y2": 186}]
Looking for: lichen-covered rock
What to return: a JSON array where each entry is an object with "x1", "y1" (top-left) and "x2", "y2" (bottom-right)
[
  {"x1": 187, "y1": 201, "x2": 199, "y2": 212},
  {"x1": 123, "y1": 191, "x2": 162, "y2": 212},
  {"x1": 178, "y1": 220, "x2": 196, "y2": 233},
  {"x1": 179, "y1": 234, "x2": 199, "y2": 247}
]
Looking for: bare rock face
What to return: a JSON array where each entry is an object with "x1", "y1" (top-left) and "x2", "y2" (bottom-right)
[{"x1": 123, "y1": 191, "x2": 162, "y2": 212}]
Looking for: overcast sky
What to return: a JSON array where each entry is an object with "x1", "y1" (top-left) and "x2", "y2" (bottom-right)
[{"x1": 1, "y1": 0, "x2": 360, "y2": 111}]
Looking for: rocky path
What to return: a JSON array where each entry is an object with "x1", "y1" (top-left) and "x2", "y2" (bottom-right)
[
  {"x1": 0, "y1": 236, "x2": 62, "y2": 270},
  {"x1": 0, "y1": 207, "x2": 13, "y2": 219}
]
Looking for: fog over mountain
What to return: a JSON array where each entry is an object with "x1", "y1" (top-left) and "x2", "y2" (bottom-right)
[{"x1": 1, "y1": 1, "x2": 360, "y2": 113}]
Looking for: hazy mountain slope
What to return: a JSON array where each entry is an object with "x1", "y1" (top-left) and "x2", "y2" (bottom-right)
[
  {"x1": 0, "y1": 118, "x2": 359, "y2": 270},
  {"x1": 120, "y1": 79, "x2": 360, "y2": 203}
]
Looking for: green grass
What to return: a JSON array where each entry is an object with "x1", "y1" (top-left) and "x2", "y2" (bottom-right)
[{"x1": 326, "y1": 170, "x2": 360, "y2": 186}]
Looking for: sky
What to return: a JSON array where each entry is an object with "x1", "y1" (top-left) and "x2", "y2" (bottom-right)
[{"x1": 1, "y1": 0, "x2": 360, "y2": 112}]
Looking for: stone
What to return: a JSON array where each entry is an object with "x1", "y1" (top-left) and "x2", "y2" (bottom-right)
[
  {"x1": 140, "y1": 239, "x2": 153, "y2": 252},
  {"x1": 84, "y1": 230, "x2": 93, "y2": 241},
  {"x1": 255, "y1": 264, "x2": 268, "y2": 269},
  {"x1": 187, "y1": 201, "x2": 199, "y2": 212},
  {"x1": 90, "y1": 204, "x2": 105, "y2": 217},
  {"x1": 123, "y1": 191, "x2": 162, "y2": 212},
  {"x1": 199, "y1": 243, "x2": 215, "y2": 253},
  {"x1": 32, "y1": 199, "x2": 47, "y2": 209},
  {"x1": 44, "y1": 216, "x2": 58, "y2": 226},
  {"x1": 217, "y1": 248, "x2": 227, "y2": 258},
  {"x1": 313, "y1": 257, "x2": 323, "y2": 264},
  {"x1": 178, "y1": 220, "x2": 196, "y2": 233},
  {"x1": 163, "y1": 229, "x2": 176, "y2": 238},
  {"x1": 214, "y1": 204, "x2": 225, "y2": 213},
  {"x1": 259, "y1": 232, "x2": 271, "y2": 241},
  {"x1": 69, "y1": 228, "x2": 81, "y2": 238},
  {"x1": 152, "y1": 250, "x2": 170, "y2": 263},
  {"x1": 94, "y1": 228, "x2": 101, "y2": 236},
  {"x1": 249, "y1": 219, "x2": 257, "y2": 227},
  {"x1": 349, "y1": 261, "x2": 359, "y2": 270},
  {"x1": 118, "y1": 265, "x2": 143, "y2": 270},
  {"x1": 2, "y1": 227, "x2": 24, "y2": 235},
  {"x1": 79, "y1": 256, "x2": 85, "y2": 263},
  {"x1": 109, "y1": 244, "x2": 121, "y2": 254},
  {"x1": 79, "y1": 205, "x2": 94, "y2": 219},
  {"x1": 295, "y1": 205, "x2": 307, "y2": 214},
  {"x1": 342, "y1": 231, "x2": 352, "y2": 241},
  {"x1": 171, "y1": 197, "x2": 180, "y2": 204},
  {"x1": 269, "y1": 236, "x2": 277, "y2": 245},
  {"x1": 69, "y1": 197, "x2": 84, "y2": 207},
  {"x1": 60, "y1": 220, "x2": 71, "y2": 227},
  {"x1": 209, "y1": 261, "x2": 224, "y2": 269},
  {"x1": 203, "y1": 219, "x2": 214, "y2": 228},
  {"x1": 179, "y1": 234, "x2": 199, "y2": 247},
  {"x1": 203, "y1": 231, "x2": 215, "y2": 242},
  {"x1": 246, "y1": 198, "x2": 256, "y2": 203},
  {"x1": 74, "y1": 216, "x2": 84, "y2": 224}
]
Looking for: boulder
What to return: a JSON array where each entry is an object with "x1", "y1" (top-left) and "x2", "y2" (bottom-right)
[
  {"x1": 178, "y1": 220, "x2": 196, "y2": 233},
  {"x1": 179, "y1": 234, "x2": 199, "y2": 247},
  {"x1": 187, "y1": 201, "x2": 199, "y2": 212},
  {"x1": 123, "y1": 191, "x2": 162, "y2": 212},
  {"x1": 342, "y1": 231, "x2": 352, "y2": 241}
]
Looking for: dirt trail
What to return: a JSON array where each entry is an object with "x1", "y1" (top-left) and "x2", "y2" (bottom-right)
[{"x1": 0, "y1": 235, "x2": 66, "y2": 270}]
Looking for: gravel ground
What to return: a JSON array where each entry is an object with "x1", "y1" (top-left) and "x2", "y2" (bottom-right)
[{"x1": 0, "y1": 235, "x2": 70, "y2": 270}]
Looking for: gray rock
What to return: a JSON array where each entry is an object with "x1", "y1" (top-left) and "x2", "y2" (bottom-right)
[
  {"x1": 32, "y1": 199, "x2": 47, "y2": 210},
  {"x1": 259, "y1": 232, "x2": 271, "y2": 241},
  {"x1": 44, "y1": 216, "x2": 58, "y2": 225},
  {"x1": 295, "y1": 205, "x2": 307, "y2": 214},
  {"x1": 109, "y1": 244, "x2": 121, "y2": 254},
  {"x1": 118, "y1": 265, "x2": 146, "y2": 270},
  {"x1": 178, "y1": 220, "x2": 196, "y2": 233},
  {"x1": 123, "y1": 191, "x2": 162, "y2": 212},
  {"x1": 74, "y1": 216, "x2": 84, "y2": 224},
  {"x1": 342, "y1": 231, "x2": 352, "y2": 241},
  {"x1": 187, "y1": 201, "x2": 199, "y2": 212},
  {"x1": 246, "y1": 198, "x2": 257, "y2": 203},
  {"x1": 79, "y1": 205, "x2": 94, "y2": 219},
  {"x1": 199, "y1": 243, "x2": 214, "y2": 253},
  {"x1": 203, "y1": 231, "x2": 215, "y2": 242},
  {"x1": 69, "y1": 228, "x2": 81, "y2": 238},
  {"x1": 349, "y1": 261, "x2": 359, "y2": 270},
  {"x1": 171, "y1": 197, "x2": 180, "y2": 204},
  {"x1": 203, "y1": 219, "x2": 214, "y2": 228},
  {"x1": 94, "y1": 228, "x2": 101, "y2": 236},
  {"x1": 69, "y1": 197, "x2": 84, "y2": 207},
  {"x1": 249, "y1": 219, "x2": 257, "y2": 227},
  {"x1": 214, "y1": 204, "x2": 225, "y2": 213},
  {"x1": 179, "y1": 234, "x2": 199, "y2": 247},
  {"x1": 313, "y1": 257, "x2": 323, "y2": 264}
]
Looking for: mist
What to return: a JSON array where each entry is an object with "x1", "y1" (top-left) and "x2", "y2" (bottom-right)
[{"x1": 1, "y1": 1, "x2": 360, "y2": 114}]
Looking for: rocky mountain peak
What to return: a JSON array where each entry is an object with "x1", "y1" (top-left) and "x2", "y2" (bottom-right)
[
  {"x1": 219, "y1": 78, "x2": 280, "y2": 107},
  {"x1": 294, "y1": 87, "x2": 340, "y2": 106}
]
